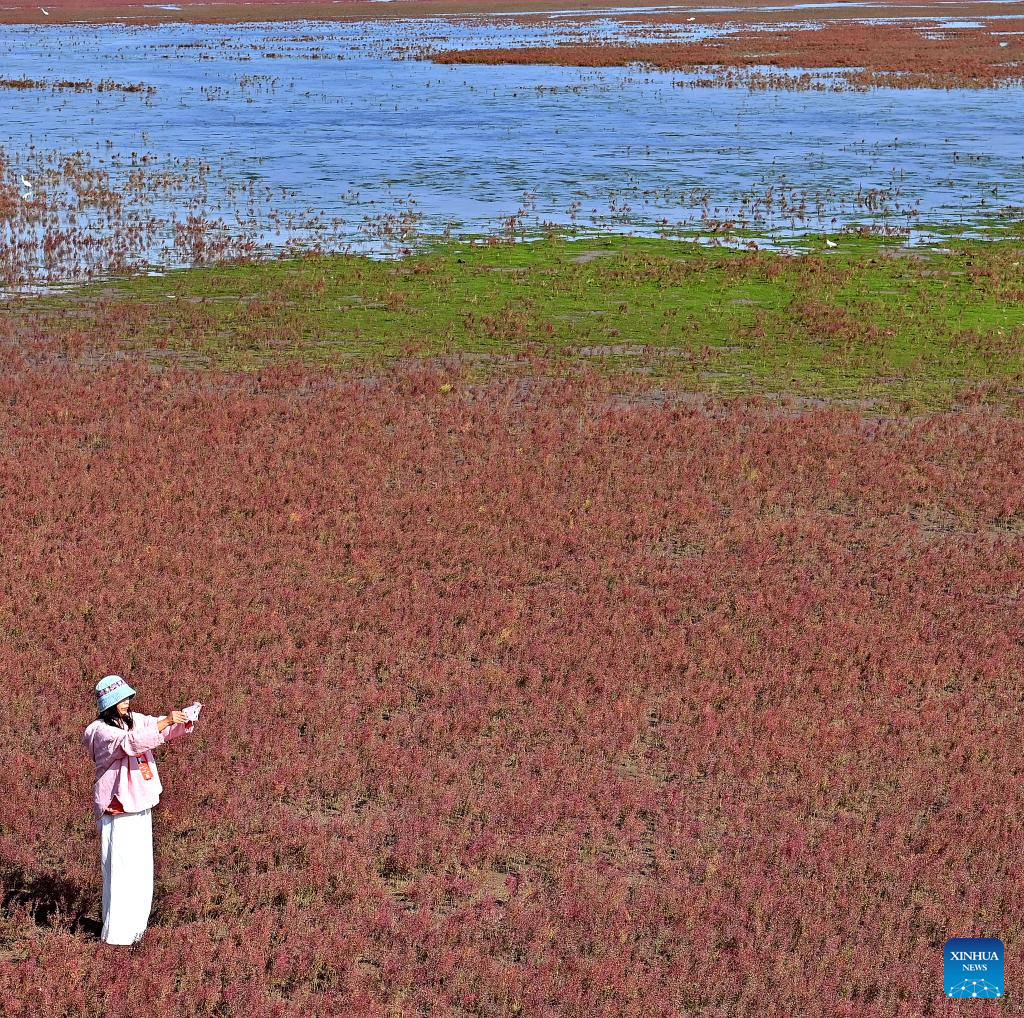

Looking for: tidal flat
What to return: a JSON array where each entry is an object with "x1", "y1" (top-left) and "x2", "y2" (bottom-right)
[{"x1": 7, "y1": 228, "x2": 1022, "y2": 412}]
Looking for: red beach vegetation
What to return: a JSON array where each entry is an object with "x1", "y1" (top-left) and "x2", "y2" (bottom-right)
[
  {"x1": 432, "y1": 21, "x2": 1024, "y2": 89},
  {"x1": 1, "y1": 341, "x2": 1024, "y2": 1012}
]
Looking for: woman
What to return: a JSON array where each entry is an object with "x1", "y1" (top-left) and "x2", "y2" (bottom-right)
[{"x1": 81, "y1": 674, "x2": 200, "y2": 945}]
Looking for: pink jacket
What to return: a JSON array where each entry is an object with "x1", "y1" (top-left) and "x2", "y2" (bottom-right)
[{"x1": 82, "y1": 712, "x2": 194, "y2": 825}]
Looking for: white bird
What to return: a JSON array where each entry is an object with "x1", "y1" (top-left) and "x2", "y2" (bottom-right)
[
  {"x1": 687, "y1": 16, "x2": 696, "y2": 21},
  {"x1": 20, "y1": 176, "x2": 32, "y2": 190},
  {"x1": 999, "y1": 40, "x2": 1009, "y2": 48},
  {"x1": 39, "y1": 6, "x2": 49, "y2": 13},
  {"x1": 825, "y1": 239, "x2": 838, "y2": 248}
]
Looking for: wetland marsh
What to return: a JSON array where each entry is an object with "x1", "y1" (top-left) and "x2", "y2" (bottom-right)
[
  {"x1": 3, "y1": 11, "x2": 1024, "y2": 1012},
  {"x1": 1, "y1": 7, "x2": 1023, "y2": 289}
]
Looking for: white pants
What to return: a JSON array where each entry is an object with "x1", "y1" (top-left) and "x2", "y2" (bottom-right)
[{"x1": 99, "y1": 808, "x2": 154, "y2": 945}]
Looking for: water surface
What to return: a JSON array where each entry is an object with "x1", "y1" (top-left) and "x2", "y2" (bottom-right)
[{"x1": 0, "y1": 15, "x2": 1021, "y2": 281}]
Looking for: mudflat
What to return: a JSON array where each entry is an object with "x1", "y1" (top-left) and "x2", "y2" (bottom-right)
[{"x1": 5, "y1": 0, "x2": 1024, "y2": 25}]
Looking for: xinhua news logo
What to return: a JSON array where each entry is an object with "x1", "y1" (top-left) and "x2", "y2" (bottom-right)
[{"x1": 945, "y1": 938, "x2": 1004, "y2": 999}]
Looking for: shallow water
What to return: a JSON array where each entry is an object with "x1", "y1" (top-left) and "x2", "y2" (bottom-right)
[{"x1": 0, "y1": 16, "x2": 1022, "y2": 281}]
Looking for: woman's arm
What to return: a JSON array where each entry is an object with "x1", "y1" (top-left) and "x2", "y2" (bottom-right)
[
  {"x1": 158, "y1": 708, "x2": 196, "y2": 742},
  {"x1": 96, "y1": 716, "x2": 167, "y2": 758}
]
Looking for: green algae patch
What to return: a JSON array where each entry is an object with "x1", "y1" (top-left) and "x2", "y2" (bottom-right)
[{"x1": 19, "y1": 230, "x2": 1024, "y2": 411}]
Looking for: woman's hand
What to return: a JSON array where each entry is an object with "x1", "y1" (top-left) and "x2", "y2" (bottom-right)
[{"x1": 158, "y1": 709, "x2": 190, "y2": 732}]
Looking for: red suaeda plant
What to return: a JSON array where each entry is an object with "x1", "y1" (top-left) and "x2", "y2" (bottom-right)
[
  {"x1": 0, "y1": 142, "x2": 425, "y2": 290},
  {"x1": 0, "y1": 341, "x2": 1022, "y2": 1016},
  {"x1": 0, "y1": 77, "x2": 155, "y2": 94},
  {"x1": 431, "y1": 21, "x2": 1024, "y2": 90}
]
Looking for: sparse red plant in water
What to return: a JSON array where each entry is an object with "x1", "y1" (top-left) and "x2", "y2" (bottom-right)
[{"x1": 0, "y1": 143, "x2": 423, "y2": 288}]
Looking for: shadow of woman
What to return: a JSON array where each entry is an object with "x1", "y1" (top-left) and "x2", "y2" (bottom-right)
[{"x1": 2, "y1": 868, "x2": 101, "y2": 938}]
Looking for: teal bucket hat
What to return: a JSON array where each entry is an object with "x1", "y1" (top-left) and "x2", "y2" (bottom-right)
[{"x1": 96, "y1": 674, "x2": 137, "y2": 713}]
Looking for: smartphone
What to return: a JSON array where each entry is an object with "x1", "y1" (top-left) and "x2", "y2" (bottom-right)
[{"x1": 183, "y1": 702, "x2": 202, "y2": 723}]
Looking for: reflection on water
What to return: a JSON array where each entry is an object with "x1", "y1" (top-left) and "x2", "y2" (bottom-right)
[{"x1": 0, "y1": 16, "x2": 1022, "y2": 283}]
